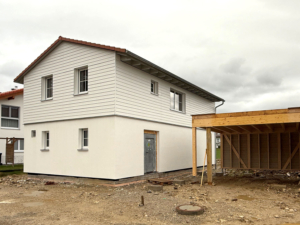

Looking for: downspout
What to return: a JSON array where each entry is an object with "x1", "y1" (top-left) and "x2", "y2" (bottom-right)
[
  {"x1": 214, "y1": 100, "x2": 225, "y2": 170},
  {"x1": 215, "y1": 100, "x2": 225, "y2": 112}
]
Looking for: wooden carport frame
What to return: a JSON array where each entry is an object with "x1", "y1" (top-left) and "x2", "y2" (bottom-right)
[{"x1": 192, "y1": 107, "x2": 300, "y2": 185}]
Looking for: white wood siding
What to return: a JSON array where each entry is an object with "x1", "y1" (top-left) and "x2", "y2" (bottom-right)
[
  {"x1": 23, "y1": 42, "x2": 116, "y2": 124},
  {"x1": 115, "y1": 55, "x2": 215, "y2": 127}
]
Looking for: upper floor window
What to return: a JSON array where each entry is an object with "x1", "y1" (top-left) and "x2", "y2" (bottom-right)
[
  {"x1": 79, "y1": 69, "x2": 88, "y2": 93},
  {"x1": 41, "y1": 75, "x2": 53, "y2": 101},
  {"x1": 1, "y1": 105, "x2": 19, "y2": 128},
  {"x1": 151, "y1": 81, "x2": 158, "y2": 95},
  {"x1": 170, "y1": 90, "x2": 184, "y2": 112},
  {"x1": 46, "y1": 77, "x2": 53, "y2": 99}
]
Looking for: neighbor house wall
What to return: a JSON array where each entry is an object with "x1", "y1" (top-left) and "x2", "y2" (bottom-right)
[
  {"x1": 0, "y1": 94, "x2": 24, "y2": 164},
  {"x1": 23, "y1": 42, "x2": 116, "y2": 124},
  {"x1": 115, "y1": 55, "x2": 215, "y2": 127}
]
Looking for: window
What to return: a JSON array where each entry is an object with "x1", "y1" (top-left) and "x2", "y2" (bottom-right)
[
  {"x1": 1, "y1": 105, "x2": 19, "y2": 128},
  {"x1": 79, "y1": 69, "x2": 88, "y2": 93},
  {"x1": 45, "y1": 77, "x2": 53, "y2": 99},
  {"x1": 14, "y1": 140, "x2": 24, "y2": 152},
  {"x1": 41, "y1": 75, "x2": 53, "y2": 101},
  {"x1": 82, "y1": 129, "x2": 88, "y2": 149},
  {"x1": 151, "y1": 81, "x2": 158, "y2": 95},
  {"x1": 31, "y1": 130, "x2": 36, "y2": 137},
  {"x1": 42, "y1": 131, "x2": 49, "y2": 149},
  {"x1": 170, "y1": 90, "x2": 184, "y2": 112}
]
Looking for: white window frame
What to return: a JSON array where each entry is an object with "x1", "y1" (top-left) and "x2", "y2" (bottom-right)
[
  {"x1": 1, "y1": 105, "x2": 20, "y2": 129},
  {"x1": 78, "y1": 128, "x2": 88, "y2": 151},
  {"x1": 151, "y1": 80, "x2": 158, "y2": 95},
  {"x1": 78, "y1": 69, "x2": 88, "y2": 94},
  {"x1": 45, "y1": 76, "x2": 53, "y2": 100},
  {"x1": 41, "y1": 75, "x2": 53, "y2": 101},
  {"x1": 82, "y1": 129, "x2": 88, "y2": 149},
  {"x1": 14, "y1": 139, "x2": 24, "y2": 152},
  {"x1": 42, "y1": 131, "x2": 50, "y2": 150},
  {"x1": 170, "y1": 89, "x2": 185, "y2": 113}
]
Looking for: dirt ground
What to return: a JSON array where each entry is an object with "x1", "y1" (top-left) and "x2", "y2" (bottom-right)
[{"x1": 0, "y1": 172, "x2": 300, "y2": 225}]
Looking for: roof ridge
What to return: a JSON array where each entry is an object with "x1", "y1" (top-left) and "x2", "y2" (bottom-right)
[{"x1": 14, "y1": 36, "x2": 126, "y2": 83}]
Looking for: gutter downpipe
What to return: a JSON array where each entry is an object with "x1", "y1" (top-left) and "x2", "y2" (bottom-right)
[{"x1": 214, "y1": 100, "x2": 225, "y2": 170}]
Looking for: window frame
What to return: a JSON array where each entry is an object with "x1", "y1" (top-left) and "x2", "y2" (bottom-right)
[
  {"x1": 1, "y1": 105, "x2": 20, "y2": 129},
  {"x1": 151, "y1": 80, "x2": 158, "y2": 95},
  {"x1": 81, "y1": 128, "x2": 89, "y2": 149},
  {"x1": 45, "y1": 76, "x2": 53, "y2": 100},
  {"x1": 41, "y1": 131, "x2": 50, "y2": 150},
  {"x1": 78, "y1": 68, "x2": 88, "y2": 94},
  {"x1": 170, "y1": 89, "x2": 185, "y2": 113},
  {"x1": 14, "y1": 139, "x2": 24, "y2": 152}
]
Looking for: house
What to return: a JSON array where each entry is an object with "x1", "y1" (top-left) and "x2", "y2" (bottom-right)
[
  {"x1": 216, "y1": 133, "x2": 220, "y2": 148},
  {"x1": 14, "y1": 36, "x2": 224, "y2": 180},
  {"x1": 0, "y1": 88, "x2": 24, "y2": 164}
]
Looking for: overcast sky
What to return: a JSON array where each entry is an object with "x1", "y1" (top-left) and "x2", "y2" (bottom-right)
[{"x1": 0, "y1": 0, "x2": 299, "y2": 113}]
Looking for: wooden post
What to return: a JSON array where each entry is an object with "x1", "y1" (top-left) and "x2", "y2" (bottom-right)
[
  {"x1": 220, "y1": 134, "x2": 223, "y2": 168},
  {"x1": 206, "y1": 128, "x2": 212, "y2": 185},
  {"x1": 192, "y1": 127, "x2": 197, "y2": 176}
]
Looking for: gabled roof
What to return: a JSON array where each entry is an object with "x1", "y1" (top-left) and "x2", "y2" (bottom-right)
[
  {"x1": 14, "y1": 36, "x2": 224, "y2": 102},
  {"x1": 0, "y1": 88, "x2": 23, "y2": 100}
]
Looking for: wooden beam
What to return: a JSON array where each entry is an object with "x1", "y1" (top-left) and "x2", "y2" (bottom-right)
[
  {"x1": 224, "y1": 134, "x2": 247, "y2": 169},
  {"x1": 252, "y1": 125, "x2": 262, "y2": 132},
  {"x1": 226, "y1": 126, "x2": 244, "y2": 133},
  {"x1": 221, "y1": 134, "x2": 224, "y2": 168},
  {"x1": 192, "y1": 127, "x2": 197, "y2": 176},
  {"x1": 206, "y1": 128, "x2": 212, "y2": 185},
  {"x1": 238, "y1": 125, "x2": 252, "y2": 133},
  {"x1": 282, "y1": 140, "x2": 299, "y2": 170},
  {"x1": 267, "y1": 133, "x2": 269, "y2": 169},
  {"x1": 281, "y1": 123, "x2": 285, "y2": 131},
  {"x1": 247, "y1": 134, "x2": 251, "y2": 168},
  {"x1": 212, "y1": 126, "x2": 233, "y2": 133},
  {"x1": 266, "y1": 124, "x2": 273, "y2": 132},
  {"x1": 278, "y1": 133, "x2": 281, "y2": 169},
  {"x1": 258, "y1": 134, "x2": 260, "y2": 169},
  {"x1": 192, "y1": 112, "x2": 300, "y2": 127},
  {"x1": 238, "y1": 134, "x2": 240, "y2": 168}
]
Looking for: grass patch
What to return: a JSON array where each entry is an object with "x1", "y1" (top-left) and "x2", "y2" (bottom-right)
[
  {"x1": 216, "y1": 148, "x2": 221, "y2": 159},
  {"x1": 0, "y1": 165, "x2": 24, "y2": 177},
  {"x1": 0, "y1": 164, "x2": 23, "y2": 172}
]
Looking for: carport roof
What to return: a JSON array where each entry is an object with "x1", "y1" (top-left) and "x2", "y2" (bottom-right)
[{"x1": 192, "y1": 107, "x2": 300, "y2": 134}]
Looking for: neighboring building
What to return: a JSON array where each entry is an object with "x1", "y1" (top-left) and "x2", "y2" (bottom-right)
[
  {"x1": 216, "y1": 133, "x2": 220, "y2": 148},
  {"x1": 0, "y1": 88, "x2": 24, "y2": 164},
  {"x1": 14, "y1": 36, "x2": 224, "y2": 179}
]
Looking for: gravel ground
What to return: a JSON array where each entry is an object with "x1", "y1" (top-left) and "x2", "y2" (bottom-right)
[{"x1": 0, "y1": 173, "x2": 300, "y2": 225}]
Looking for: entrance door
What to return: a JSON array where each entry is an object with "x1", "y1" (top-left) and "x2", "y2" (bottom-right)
[{"x1": 144, "y1": 133, "x2": 156, "y2": 173}]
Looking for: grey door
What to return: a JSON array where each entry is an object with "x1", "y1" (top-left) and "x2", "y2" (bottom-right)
[{"x1": 144, "y1": 133, "x2": 156, "y2": 173}]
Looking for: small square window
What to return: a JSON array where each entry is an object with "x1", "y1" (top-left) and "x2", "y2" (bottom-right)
[
  {"x1": 151, "y1": 81, "x2": 158, "y2": 95},
  {"x1": 31, "y1": 130, "x2": 36, "y2": 137}
]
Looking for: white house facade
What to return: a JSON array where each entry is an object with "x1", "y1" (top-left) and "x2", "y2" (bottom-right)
[
  {"x1": 0, "y1": 89, "x2": 24, "y2": 164},
  {"x1": 15, "y1": 36, "x2": 224, "y2": 179}
]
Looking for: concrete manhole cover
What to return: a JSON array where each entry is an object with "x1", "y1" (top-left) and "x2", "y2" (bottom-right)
[{"x1": 176, "y1": 204, "x2": 204, "y2": 215}]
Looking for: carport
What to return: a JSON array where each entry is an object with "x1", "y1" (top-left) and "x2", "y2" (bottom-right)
[{"x1": 192, "y1": 107, "x2": 300, "y2": 185}]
